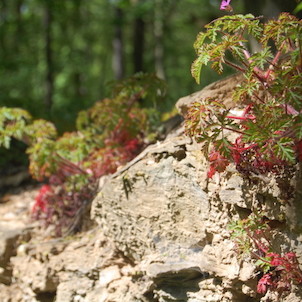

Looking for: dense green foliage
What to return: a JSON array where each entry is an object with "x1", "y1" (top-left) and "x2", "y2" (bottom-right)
[
  {"x1": 186, "y1": 13, "x2": 302, "y2": 178},
  {"x1": 0, "y1": 0, "x2": 299, "y2": 169},
  {"x1": 0, "y1": 0, "x2": 224, "y2": 130},
  {"x1": 185, "y1": 2, "x2": 302, "y2": 296},
  {"x1": 1, "y1": 0, "x2": 297, "y2": 132},
  {"x1": 0, "y1": 73, "x2": 165, "y2": 235},
  {"x1": 229, "y1": 214, "x2": 302, "y2": 297}
]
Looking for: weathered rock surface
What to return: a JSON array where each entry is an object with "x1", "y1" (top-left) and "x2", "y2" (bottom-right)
[
  {"x1": 1, "y1": 76, "x2": 302, "y2": 301},
  {"x1": 176, "y1": 73, "x2": 244, "y2": 116},
  {"x1": 88, "y1": 130, "x2": 261, "y2": 301}
]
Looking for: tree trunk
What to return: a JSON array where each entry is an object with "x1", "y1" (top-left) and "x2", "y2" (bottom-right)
[
  {"x1": 0, "y1": 0, "x2": 7, "y2": 56},
  {"x1": 244, "y1": 0, "x2": 299, "y2": 17},
  {"x1": 154, "y1": 0, "x2": 165, "y2": 79},
  {"x1": 73, "y1": 0, "x2": 85, "y2": 99},
  {"x1": 43, "y1": 1, "x2": 54, "y2": 114},
  {"x1": 112, "y1": 7, "x2": 124, "y2": 80},
  {"x1": 133, "y1": 16, "x2": 145, "y2": 73},
  {"x1": 13, "y1": 0, "x2": 23, "y2": 53}
]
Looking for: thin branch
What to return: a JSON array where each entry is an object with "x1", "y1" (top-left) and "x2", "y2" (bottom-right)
[
  {"x1": 222, "y1": 126, "x2": 245, "y2": 135},
  {"x1": 252, "y1": 93, "x2": 266, "y2": 104},
  {"x1": 207, "y1": 15, "x2": 263, "y2": 27},
  {"x1": 265, "y1": 41, "x2": 286, "y2": 80},
  {"x1": 224, "y1": 59, "x2": 246, "y2": 72}
]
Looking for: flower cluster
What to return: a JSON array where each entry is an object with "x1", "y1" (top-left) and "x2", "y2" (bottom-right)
[{"x1": 32, "y1": 184, "x2": 52, "y2": 215}]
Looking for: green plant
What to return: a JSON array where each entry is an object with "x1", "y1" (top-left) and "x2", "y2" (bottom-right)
[
  {"x1": 229, "y1": 214, "x2": 302, "y2": 298},
  {"x1": 186, "y1": 3, "x2": 302, "y2": 298},
  {"x1": 185, "y1": 12, "x2": 302, "y2": 178},
  {"x1": 0, "y1": 73, "x2": 166, "y2": 236}
]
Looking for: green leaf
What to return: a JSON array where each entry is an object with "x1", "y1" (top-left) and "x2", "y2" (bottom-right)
[
  {"x1": 191, "y1": 56, "x2": 205, "y2": 84},
  {"x1": 294, "y1": 2, "x2": 302, "y2": 14},
  {"x1": 2, "y1": 136, "x2": 11, "y2": 149},
  {"x1": 274, "y1": 137, "x2": 295, "y2": 162},
  {"x1": 215, "y1": 137, "x2": 232, "y2": 157},
  {"x1": 294, "y1": 116, "x2": 302, "y2": 140},
  {"x1": 255, "y1": 259, "x2": 272, "y2": 273}
]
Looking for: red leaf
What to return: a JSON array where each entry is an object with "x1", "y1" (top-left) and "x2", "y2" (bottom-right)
[
  {"x1": 207, "y1": 149, "x2": 229, "y2": 178},
  {"x1": 257, "y1": 274, "x2": 273, "y2": 294},
  {"x1": 32, "y1": 184, "x2": 52, "y2": 214}
]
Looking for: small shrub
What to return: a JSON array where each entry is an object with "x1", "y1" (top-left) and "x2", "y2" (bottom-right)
[
  {"x1": 229, "y1": 214, "x2": 302, "y2": 298},
  {"x1": 0, "y1": 73, "x2": 166, "y2": 236},
  {"x1": 186, "y1": 2, "x2": 302, "y2": 298},
  {"x1": 185, "y1": 12, "x2": 302, "y2": 178}
]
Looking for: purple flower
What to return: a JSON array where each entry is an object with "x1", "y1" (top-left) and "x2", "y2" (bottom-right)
[{"x1": 220, "y1": 0, "x2": 232, "y2": 11}]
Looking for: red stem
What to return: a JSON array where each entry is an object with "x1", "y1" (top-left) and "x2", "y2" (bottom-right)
[
  {"x1": 222, "y1": 126, "x2": 245, "y2": 135},
  {"x1": 56, "y1": 154, "x2": 87, "y2": 175},
  {"x1": 239, "y1": 41, "x2": 264, "y2": 77},
  {"x1": 252, "y1": 93, "x2": 266, "y2": 104},
  {"x1": 264, "y1": 41, "x2": 286, "y2": 80},
  {"x1": 224, "y1": 59, "x2": 246, "y2": 73},
  {"x1": 229, "y1": 143, "x2": 258, "y2": 152},
  {"x1": 226, "y1": 115, "x2": 256, "y2": 121}
]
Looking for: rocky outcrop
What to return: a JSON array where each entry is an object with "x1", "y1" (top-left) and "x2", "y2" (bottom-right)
[
  {"x1": 90, "y1": 126, "x2": 302, "y2": 301},
  {"x1": 1, "y1": 75, "x2": 302, "y2": 301}
]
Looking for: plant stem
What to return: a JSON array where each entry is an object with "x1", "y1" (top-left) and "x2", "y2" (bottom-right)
[
  {"x1": 224, "y1": 60, "x2": 246, "y2": 73},
  {"x1": 252, "y1": 93, "x2": 265, "y2": 104},
  {"x1": 265, "y1": 41, "x2": 286, "y2": 80},
  {"x1": 222, "y1": 126, "x2": 245, "y2": 135}
]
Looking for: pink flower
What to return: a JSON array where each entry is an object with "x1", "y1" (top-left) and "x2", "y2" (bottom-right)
[{"x1": 220, "y1": 0, "x2": 233, "y2": 11}]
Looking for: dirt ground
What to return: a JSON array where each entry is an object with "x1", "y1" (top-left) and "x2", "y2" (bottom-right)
[{"x1": 0, "y1": 184, "x2": 40, "y2": 231}]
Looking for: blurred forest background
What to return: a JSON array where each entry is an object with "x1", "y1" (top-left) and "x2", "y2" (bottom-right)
[{"x1": 0, "y1": 0, "x2": 300, "y2": 170}]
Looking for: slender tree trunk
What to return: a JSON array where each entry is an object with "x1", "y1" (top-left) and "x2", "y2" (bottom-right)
[
  {"x1": 73, "y1": 0, "x2": 85, "y2": 99},
  {"x1": 112, "y1": 7, "x2": 124, "y2": 80},
  {"x1": 43, "y1": 2, "x2": 54, "y2": 114},
  {"x1": 14, "y1": 0, "x2": 23, "y2": 52},
  {"x1": 0, "y1": 0, "x2": 7, "y2": 56},
  {"x1": 244, "y1": 0, "x2": 298, "y2": 17},
  {"x1": 154, "y1": 0, "x2": 165, "y2": 79},
  {"x1": 133, "y1": 16, "x2": 145, "y2": 73},
  {"x1": 244, "y1": 0, "x2": 264, "y2": 15}
]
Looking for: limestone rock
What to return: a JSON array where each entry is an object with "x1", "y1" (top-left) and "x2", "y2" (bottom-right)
[
  {"x1": 92, "y1": 135, "x2": 209, "y2": 261},
  {"x1": 2, "y1": 78, "x2": 302, "y2": 302},
  {"x1": 175, "y1": 73, "x2": 244, "y2": 116},
  {"x1": 90, "y1": 125, "x2": 302, "y2": 301},
  {"x1": 0, "y1": 223, "x2": 30, "y2": 285}
]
